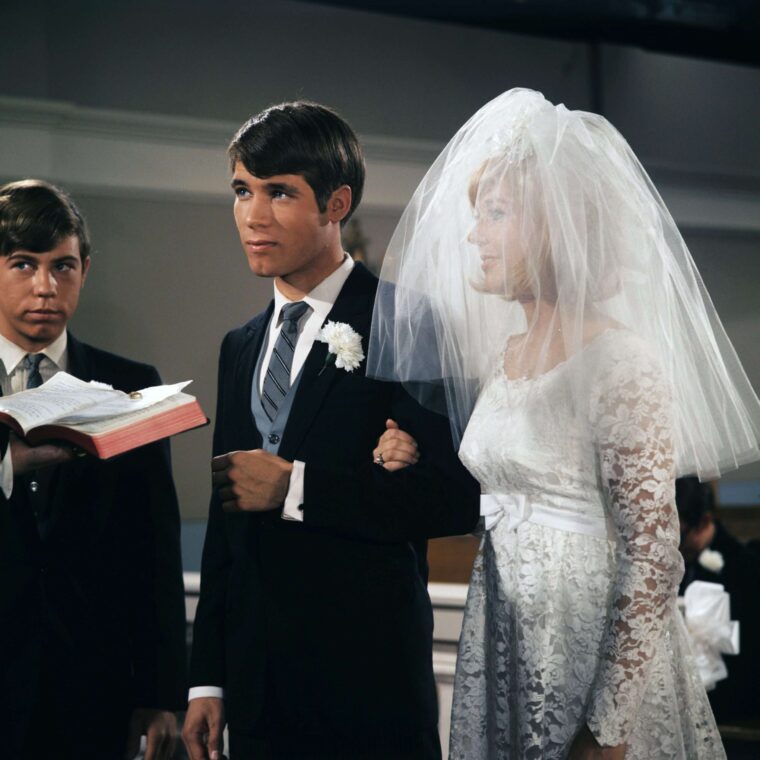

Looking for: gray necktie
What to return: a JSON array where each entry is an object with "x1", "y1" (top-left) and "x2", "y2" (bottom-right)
[
  {"x1": 24, "y1": 353, "x2": 44, "y2": 389},
  {"x1": 262, "y1": 301, "x2": 310, "y2": 421}
]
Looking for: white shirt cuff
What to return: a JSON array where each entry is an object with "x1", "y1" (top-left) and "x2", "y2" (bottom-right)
[
  {"x1": 282, "y1": 460, "x2": 305, "y2": 522},
  {"x1": 188, "y1": 686, "x2": 224, "y2": 701},
  {"x1": 1, "y1": 445, "x2": 14, "y2": 500}
]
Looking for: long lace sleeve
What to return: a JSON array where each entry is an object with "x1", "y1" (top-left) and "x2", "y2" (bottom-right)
[{"x1": 585, "y1": 338, "x2": 685, "y2": 747}]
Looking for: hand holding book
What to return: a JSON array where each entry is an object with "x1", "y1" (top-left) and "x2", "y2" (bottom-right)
[{"x1": 9, "y1": 432, "x2": 79, "y2": 476}]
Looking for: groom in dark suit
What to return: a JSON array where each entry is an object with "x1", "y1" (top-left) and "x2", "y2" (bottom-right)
[
  {"x1": 183, "y1": 102, "x2": 479, "y2": 759},
  {"x1": 0, "y1": 180, "x2": 187, "y2": 760}
]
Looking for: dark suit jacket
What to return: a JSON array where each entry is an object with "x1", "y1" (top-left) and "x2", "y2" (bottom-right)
[
  {"x1": 0, "y1": 333, "x2": 187, "y2": 755},
  {"x1": 190, "y1": 264, "x2": 479, "y2": 751},
  {"x1": 680, "y1": 520, "x2": 760, "y2": 724}
]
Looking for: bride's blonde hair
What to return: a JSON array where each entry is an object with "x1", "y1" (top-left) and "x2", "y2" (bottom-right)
[{"x1": 467, "y1": 156, "x2": 556, "y2": 303}]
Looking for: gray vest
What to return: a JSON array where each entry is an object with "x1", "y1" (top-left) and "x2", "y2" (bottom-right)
[{"x1": 251, "y1": 320, "x2": 306, "y2": 455}]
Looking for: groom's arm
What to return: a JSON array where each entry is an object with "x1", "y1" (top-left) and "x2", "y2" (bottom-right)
[
  {"x1": 213, "y1": 384, "x2": 479, "y2": 542},
  {"x1": 299, "y1": 384, "x2": 480, "y2": 542}
]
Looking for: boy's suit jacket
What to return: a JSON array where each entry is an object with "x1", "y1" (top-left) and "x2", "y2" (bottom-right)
[{"x1": 0, "y1": 333, "x2": 187, "y2": 755}]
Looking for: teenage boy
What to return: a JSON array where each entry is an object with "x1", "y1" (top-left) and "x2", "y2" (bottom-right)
[
  {"x1": 184, "y1": 102, "x2": 479, "y2": 760},
  {"x1": 0, "y1": 180, "x2": 186, "y2": 760}
]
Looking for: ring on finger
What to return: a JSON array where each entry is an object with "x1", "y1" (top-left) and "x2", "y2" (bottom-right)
[{"x1": 374, "y1": 452, "x2": 385, "y2": 466}]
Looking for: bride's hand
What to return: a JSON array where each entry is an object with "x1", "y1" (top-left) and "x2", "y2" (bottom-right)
[
  {"x1": 568, "y1": 725, "x2": 626, "y2": 760},
  {"x1": 372, "y1": 419, "x2": 419, "y2": 471}
]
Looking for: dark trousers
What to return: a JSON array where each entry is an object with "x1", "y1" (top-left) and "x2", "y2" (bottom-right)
[
  {"x1": 17, "y1": 662, "x2": 129, "y2": 760},
  {"x1": 229, "y1": 728, "x2": 441, "y2": 760}
]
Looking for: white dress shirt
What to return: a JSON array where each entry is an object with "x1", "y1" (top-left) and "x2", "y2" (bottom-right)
[
  {"x1": 0, "y1": 331, "x2": 68, "y2": 499},
  {"x1": 259, "y1": 254, "x2": 354, "y2": 395},
  {"x1": 189, "y1": 255, "x2": 354, "y2": 703}
]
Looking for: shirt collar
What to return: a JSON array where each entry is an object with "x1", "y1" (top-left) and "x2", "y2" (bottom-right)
[
  {"x1": 0, "y1": 330, "x2": 68, "y2": 375},
  {"x1": 272, "y1": 254, "x2": 355, "y2": 324}
]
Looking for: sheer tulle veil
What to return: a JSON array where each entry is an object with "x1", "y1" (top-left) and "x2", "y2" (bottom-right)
[{"x1": 366, "y1": 88, "x2": 760, "y2": 478}]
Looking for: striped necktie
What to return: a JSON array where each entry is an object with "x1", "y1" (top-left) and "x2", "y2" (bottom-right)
[
  {"x1": 261, "y1": 301, "x2": 310, "y2": 421},
  {"x1": 24, "y1": 353, "x2": 44, "y2": 389}
]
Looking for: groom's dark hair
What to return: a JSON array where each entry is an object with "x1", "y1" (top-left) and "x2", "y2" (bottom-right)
[{"x1": 228, "y1": 101, "x2": 365, "y2": 227}]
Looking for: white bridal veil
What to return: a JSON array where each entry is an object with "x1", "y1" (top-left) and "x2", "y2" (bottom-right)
[{"x1": 367, "y1": 88, "x2": 760, "y2": 478}]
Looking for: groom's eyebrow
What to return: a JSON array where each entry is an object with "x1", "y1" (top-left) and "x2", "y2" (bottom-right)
[
  {"x1": 266, "y1": 181, "x2": 300, "y2": 196},
  {"x1": 229, "y1": 178, "x2": 301, "y2": 196}
]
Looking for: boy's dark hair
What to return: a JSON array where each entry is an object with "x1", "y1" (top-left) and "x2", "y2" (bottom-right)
[
  {"x1": 675, "y1": 476, "x2": 716, "y2": 530},
  {"x1": 228, "y1": 101, "x2": 365, "y2": 227},
  {"x1": 0, "y1": 179, "x2": 91, "y2": 260}
]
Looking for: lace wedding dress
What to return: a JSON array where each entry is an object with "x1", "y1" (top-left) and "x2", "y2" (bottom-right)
[{"x1": 450, "y1": 330, "x2": 725, "y2": 759}]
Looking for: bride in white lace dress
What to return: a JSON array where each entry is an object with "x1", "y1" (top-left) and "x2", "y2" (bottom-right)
[
  {"x1": 451, "y1": 324, "x2": 721, "y2": 758},
  {"x1": 368, "y1": 90, "x2": 760, "y2": 758}
]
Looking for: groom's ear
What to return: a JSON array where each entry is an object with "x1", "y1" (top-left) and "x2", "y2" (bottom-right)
[{"x1": 326, "y1": 184, "x2": 352, "y2": 224}]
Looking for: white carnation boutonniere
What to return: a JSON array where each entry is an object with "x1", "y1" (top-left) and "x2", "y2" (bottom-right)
[
  {"x1": 698, "y1": 548, "x2": 724, "y2": 574},
  {"x1": 316, "y1": 321, "x2": 365, "y2": 374}
]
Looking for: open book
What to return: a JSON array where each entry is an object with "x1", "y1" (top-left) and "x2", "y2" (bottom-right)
[{"x1": 0, "y1": 372, "x2": 208, "y2": 459}]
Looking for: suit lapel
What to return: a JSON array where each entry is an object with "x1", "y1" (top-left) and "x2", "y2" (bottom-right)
[
  {"x1": 235, "y1": 305, "x2": 273, "y2": 449},
  {"x1": 66, "y1": 331, "x2": 94, "y2": 382},
  {"x1": 278, "y1": 264, "x2": 377, "y2": 461}
]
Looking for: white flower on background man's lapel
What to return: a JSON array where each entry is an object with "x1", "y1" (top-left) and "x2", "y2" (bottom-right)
[
  {"x1": 317, "y1": 321, "x2": 364, "y2": 373},
  {"x1": 698, "y1": 548, "x2": 724, "y2": 574}
]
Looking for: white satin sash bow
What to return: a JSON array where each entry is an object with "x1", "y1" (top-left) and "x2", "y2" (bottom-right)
[
  {"x1": 683, "y1": 580, "x2": 740, "y2": 691},
  {"x1": 480, "y1": 493, "x2": 614, "y2": 539},
  {"x1": 480, "y1": 493, "x2": 531, "y2": 531}
]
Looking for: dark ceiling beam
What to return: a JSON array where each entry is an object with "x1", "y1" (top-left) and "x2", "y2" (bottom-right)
[{"x1": 303, "y1": 0, "x2": 760, "y2": 67}]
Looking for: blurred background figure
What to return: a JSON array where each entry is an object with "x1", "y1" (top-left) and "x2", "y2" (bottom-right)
[{"x1": 677, "y1": 476, "x2": 760, "y2": 725}]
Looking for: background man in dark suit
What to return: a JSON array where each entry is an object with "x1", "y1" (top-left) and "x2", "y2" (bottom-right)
[
  {"x1": 0, "y1": 180, "x2": 187, "y2": 760},
  {"x1": 677, "y1": 477, "x2": 760, "y2": 726},
  {"x1": 183, "y1": 102, "x2": 480, "y2": 760}
]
